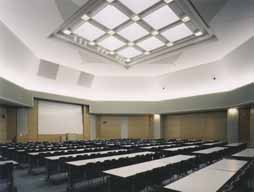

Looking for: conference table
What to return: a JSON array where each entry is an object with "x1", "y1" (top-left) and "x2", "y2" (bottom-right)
[
  {"x1": 193, "y1": 147, "x2": 227, "y2": 154},
  {"x1": 66, "y1": 151, "x2": 153, "y2": 167},
  {"x1": 104, "y1": 155, "x2": 195, "y2": 178},
  {"x1": 44, "y1": 149, "x2": 128, "y2": 180},
  {"x1": 164, "y1": 145, "x2": 199, "y2": 152},
  {"x1": 45, "y1": 149, "x2": 127, "y2": 161},
  {"x1": 203, "y1": 141, "x2": 226, "y2": 146},
  {"x1": 0, "y1": 160, "x2": 18, "y2": 166},
  {"x1": 225, "y1": 143, "x2": 244, "y2": 147},
  {"x1": 27, "y1": 147, "x2": 106, "y2": 173},
  {"x1": 232, "y1": 148, "x2": 254, "y2": 160},
  {"x1": 66, "y1": 151, "x2": 154, "y2": 191},
  {"x1": 104, "y1": 155, "x2": 195, "y2": 192},
  {"x1": 141, "y1": 144, "x2": 175, "y2": 150},
  {"x1": 164, "y1": 159, "x2": 247, "y2": 192}
]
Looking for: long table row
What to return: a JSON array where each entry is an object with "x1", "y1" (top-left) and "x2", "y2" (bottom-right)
[{"x1": 0, "y1": 139, "x2": 251, "y2": 192}]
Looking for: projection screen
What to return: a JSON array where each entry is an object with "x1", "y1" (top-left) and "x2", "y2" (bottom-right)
[{"x1": 38, "y1": 100, "x2": 83, "y2": 134}]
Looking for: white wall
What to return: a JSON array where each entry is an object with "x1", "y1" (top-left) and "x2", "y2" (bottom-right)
[{"x1": 38, "y1": 100, "x2": 83, "y2": 135}]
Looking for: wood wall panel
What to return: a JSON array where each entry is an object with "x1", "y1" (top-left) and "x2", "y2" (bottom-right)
[
  {"x1": 83, "y1": 106, "x2": 90, "y2": 140},
  {"x1": 163, "y1": 111, "x2": 227, "y2": 140},
  {"x1": 239, "y1": 108, "x2": 250, "y2": 143},
  {"x1": 128, "y1": 115, "x2": 152, "y2": 139},
  {"x1": 163, "y1": 115, "x2": 181, "y2": 139},
  {"x1": 96, "y1": 115, "x2": 121, "y2": 139},
  {"x1": 27, "y1": 100, "x2": 38, "y2": 140}
]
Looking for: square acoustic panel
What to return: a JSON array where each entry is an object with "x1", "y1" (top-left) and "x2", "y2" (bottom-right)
[
  {"x1": 52, "y1": 0, "x2": 213, "y2": 67},
  {"x1": 78, "y1": 72, "x2": 94, "y2": 88},
  {"x1": 38, "y1": 60, "x2": 59, "y2": 80}
]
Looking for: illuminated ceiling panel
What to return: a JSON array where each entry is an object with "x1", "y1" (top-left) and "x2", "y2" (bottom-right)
[
  {"x1": 161, "y1": 23, "x2": 193, "y2": 42},
  {"x1": 93, "y1": 5, "x2": 129, "y2": 29},
  {"x1": 118, "y1": 0, "x2": 160, "y2": 14},
  {"x1": 143, "y1": 5, "x2": 179, "y2": 29},
  {"x1": 117, "y1": 23, "x2": 149, "y2": 42},
  {"x1": 137, "y1": 37, "x2": 165, "y2": 51},
  {"x1": 117, "y1": 47, "x2": 143, "y2": 58},
  {"x1": 98, "y1": 36, "x2": 125, "y2": 51},
  {"x1": 73, "y1": 22, "x2": 105, "y2": 41},
  {"x1": 53, "y1": 0, "x2": 212, "y2": 67}
]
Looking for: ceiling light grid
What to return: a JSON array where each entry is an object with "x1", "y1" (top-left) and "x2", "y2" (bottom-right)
[{"x1": 53, "y1": 0, "x2": 213, "y2": 66}]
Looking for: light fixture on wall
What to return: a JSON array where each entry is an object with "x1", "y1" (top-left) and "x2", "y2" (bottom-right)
[
  {"x1": 154, "y1": 114, "x2": 160, "y2": 119},
  {"x1": 228, "y1": 108, "x2": 238, "y2": 114}
]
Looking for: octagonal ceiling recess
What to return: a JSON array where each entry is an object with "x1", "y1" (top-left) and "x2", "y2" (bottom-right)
[{"x1": 51, "y1": 0, "x2": 213, "y2": 68}]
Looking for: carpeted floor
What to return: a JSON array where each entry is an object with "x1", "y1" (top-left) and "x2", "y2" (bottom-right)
[
  {"x1": 13, "y1": 168, "x2": 108, "y2": 192},
  {"x1": 12, "y1": 168, "x2": 254, "y2": 192}
]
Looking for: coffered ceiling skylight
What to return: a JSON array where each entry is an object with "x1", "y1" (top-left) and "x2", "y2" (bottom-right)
[
  {"x1": 52, "y1": 0, "x2": 212, "y2": 67},
  {"x1": 98, "y1": 36, "x2": 125, "y2": 51},
  {"x1": 143, "y1": 5, "x2": 179, "y2": 30},
  {"x1": 117, "y1": 47, "x2": 143, "y2": 59},
  {"x1": 118, "y1": 23, "x2": 149, "y2": 42},
  {"x1": 137, "y1": 36, "x2": 165, "y2": 51},
  {"x1": 118, "y1": 0, "x2": 160, "y2": 14},
  {"x1": 93, "y1": 5, "x2": 129, "y2": 29},
  {"x1": 161, "y1": 23, "x2": 193, "y2": 42},
  {"x1": 73, "y1": 22, "x2": 105, "y2": 41}
]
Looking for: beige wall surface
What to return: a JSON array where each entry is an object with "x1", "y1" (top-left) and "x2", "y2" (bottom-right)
[
  {"x1": 128, "y1": 115, "x2": 152, "y2": 139},
  {"x1": 163, "y1": 111, "x2": 227, "y2": 140},
  {"x1": 239, "y1": 108, "x2": 250, "y2": 144},
  {"x1": 96, "y1": 115, "x2": 122, "y2": 139}
]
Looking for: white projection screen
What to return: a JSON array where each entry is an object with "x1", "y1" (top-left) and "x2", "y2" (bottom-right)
[{"x1": 38, "y1": 100, "x2": 83, "y2": 135}]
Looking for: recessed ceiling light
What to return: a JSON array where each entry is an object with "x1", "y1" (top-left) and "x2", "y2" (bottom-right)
[
  {"x1": 89, "y1": 41, "x2": 96, "y2": 46},
  {"x1": 108, "y1": 30, "x2": 115, "y2": 35},
  {"x1": 62, "y1": 29, "x2": 72, "y2": 35},
  {"x1": 182, "y1": 16, "x2": 190, "y2": 22},
  {"x1": 128, "y1": 42, "x2": 135, "y2": 46},
  {"x1": 144, "y1": 51, "x2": 150, "y2": 55},
  {"x1": 195, "y1": 31, "x2": 203, "y2": 36},
  {"x1": 125, "y1": 58, "x2": 131, "y2": 62},
  {"x1": 151, "y1": 30, "x2": 159, "y2": 36},
  {"x1": 109, "y1": 51, "x2": 115, "y2": 55},
  {"x1": 131, "y1": 15, "x2": 141, "y2": 21},
  {"x1": 81, "y1": 14, "x2": 90, "y2": 21},
  {"x1": 166, "y1": 42, "x2": 174, "y2": 47},
  {"x1": 164, "y1": 0, "x2": 174, "y2": 4}
]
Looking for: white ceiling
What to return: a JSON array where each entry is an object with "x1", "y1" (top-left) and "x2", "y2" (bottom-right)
[{"x1": 0, "y1": 0, "x2": 253, "y2": 101}]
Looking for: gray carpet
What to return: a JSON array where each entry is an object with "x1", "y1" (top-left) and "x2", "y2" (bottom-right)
[{"x1": 13, "y1": 168, "x2": 107, "y2": 192}]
